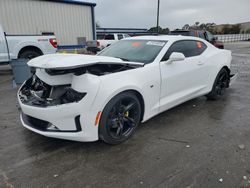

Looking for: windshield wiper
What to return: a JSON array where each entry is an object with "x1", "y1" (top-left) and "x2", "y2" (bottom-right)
[{"x1": 115, "y1": 57, "x2": 130, "y2": 62}]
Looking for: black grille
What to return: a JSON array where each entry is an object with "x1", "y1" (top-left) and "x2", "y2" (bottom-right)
[
  {"x1": 21, "y1": 113, "x2": 82, "y2": 132},
  {"x1": 22, "y1": 113, "x2": 50, "y2": 131}
]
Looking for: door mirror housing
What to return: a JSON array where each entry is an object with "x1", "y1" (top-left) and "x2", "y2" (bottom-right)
[{"x1": 166, "y1": 52, "x2": 185, "y2": 64}]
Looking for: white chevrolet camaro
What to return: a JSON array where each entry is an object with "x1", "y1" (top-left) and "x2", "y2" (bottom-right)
[{"x1": 18, "y1": 35, "x2": 236, "y2": 144}]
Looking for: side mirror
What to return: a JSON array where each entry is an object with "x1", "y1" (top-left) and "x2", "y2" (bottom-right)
[{"x1": 166, "y1": 52, "x2": 185, "y2": 64}]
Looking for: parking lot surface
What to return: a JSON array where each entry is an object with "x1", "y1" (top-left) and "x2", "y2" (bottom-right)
[{"x1": 0, "y1": 42, "x2": 250, "y2": 188}]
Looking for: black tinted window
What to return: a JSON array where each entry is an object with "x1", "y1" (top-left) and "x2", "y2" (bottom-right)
[
  {"x1": 118, "y1": 34, "x2": 123, "y2": 40},
  {"x1": 170, "y1": 31, "x2": 195, "y2": 36},
  {"x1": 162, "y1": 40, "x2": 207, "y2": 61},
  {"x1": 97, "y1": 34, "x2": 105, "y2": 40},
  {"x1": 104, "y1": 34, "x2": 115, "y2": 40},
  {"x1": 198, "y1": 31, "x2": 205, "y2": 39},
  {"x1": 205, "y1": 31, "x2": 214, "y2": 41}
]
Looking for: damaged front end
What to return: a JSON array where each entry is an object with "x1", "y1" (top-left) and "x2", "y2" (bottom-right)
[
  {"x1": 19, "y1": 75, "x2": 86, "y2": 107},
  {"x1": 17, "y1": 54, "x2": 144, "y2": 140},
  {"x1": 19, "y1": 59, "x2": 143, "y2": 108}
]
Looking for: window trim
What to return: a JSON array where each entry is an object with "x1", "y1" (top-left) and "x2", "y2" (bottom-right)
[{"x1": 161, "y1": 39, "x2": 207, "y2": 61}]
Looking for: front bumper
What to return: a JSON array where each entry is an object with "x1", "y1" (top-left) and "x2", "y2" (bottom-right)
[
  {"x1": 21, "y1": 113, "x2": 82, "y2": 132},
  {"x1": 18, "y1": 83, "x2": 100, "y2": 142}
]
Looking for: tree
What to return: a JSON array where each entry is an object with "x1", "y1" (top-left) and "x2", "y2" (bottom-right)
[
  {"x1": 181, "y1": 22, "x2": 216, "y2": 33},
  {"x1": 182, "y1": 24, "x2": 190, "y2": 30},
  {"x1": 148, "y1": 26, "x2": 169, "y2": 34}
]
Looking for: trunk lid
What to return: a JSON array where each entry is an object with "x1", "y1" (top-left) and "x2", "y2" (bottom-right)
[{"x1": 28, "y1": 54, "x2": 143, "y2": 69}]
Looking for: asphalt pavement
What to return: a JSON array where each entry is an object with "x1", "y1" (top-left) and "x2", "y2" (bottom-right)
[{"x1": 0, "y1": 42, "x2": 250, "y2": 188}]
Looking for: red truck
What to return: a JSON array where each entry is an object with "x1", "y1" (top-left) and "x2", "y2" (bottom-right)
[{"x1": 170, "y1": 30, "x2": 224, "y2": 49}]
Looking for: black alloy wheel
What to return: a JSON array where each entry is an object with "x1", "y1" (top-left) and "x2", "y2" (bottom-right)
[
  {"x1": 99, "y1": 92, "x2": 142, "y2": 144},
  {"x1": 206, "y1": 68, "x2": 230, "y2": 100}
]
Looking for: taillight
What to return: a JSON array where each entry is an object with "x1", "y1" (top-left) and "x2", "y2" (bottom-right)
[
  {"x1": 49, "y1": 38, "x2": 57, "y2": 48},
  {"x1": 96, "y1": 40, "x2": 100, "y2": 47}
]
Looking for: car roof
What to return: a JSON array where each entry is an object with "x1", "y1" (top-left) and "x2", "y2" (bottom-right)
[{"x1": 124, "y1": 35, "x2": 205, "y2": 42}]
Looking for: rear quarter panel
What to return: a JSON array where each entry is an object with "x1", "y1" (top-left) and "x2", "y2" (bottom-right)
[
  {"x1": 203, "y1": 45, "x2": 232, "y2": 92},
  {"x1": 6, "y1": 35, "x2": 57, "y2": 59}
]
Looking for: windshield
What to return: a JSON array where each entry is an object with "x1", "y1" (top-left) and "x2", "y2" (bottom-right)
[{"x1": 98, "y1": 40, "x2": 167, "y2": 64}]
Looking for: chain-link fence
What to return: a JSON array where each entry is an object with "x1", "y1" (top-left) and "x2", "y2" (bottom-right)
[{"x1": 215, "y1": 34, "x2": 250, "y2": 42}]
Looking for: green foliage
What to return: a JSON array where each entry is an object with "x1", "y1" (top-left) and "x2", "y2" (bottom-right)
[
  {"x1": 181, "y1": 22, "x2": 216, "y2": 33},
  {"x1": 181, "y1": 22, "x2": 242, "y2": 34},
  {"x1": 199, "y1": 23, "x2": 216, "y2": 33},
  {"x1": 148, "y1": 26, "x2": 170, "y2": 34},
  {"x1": 182, "y1": 24, "x2": 190, "y2": 30}
]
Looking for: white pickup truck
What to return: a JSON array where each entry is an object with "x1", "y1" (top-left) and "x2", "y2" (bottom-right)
[
  {"x1": 0, "y1": 24, "x2": 57, "y2": 64},
  {"x1": 96, "y1": 33, "x2": 130, "y2": 51}
]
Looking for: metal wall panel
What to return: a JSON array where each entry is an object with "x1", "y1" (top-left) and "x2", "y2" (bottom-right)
[{"x1": 0, "y1": 0, "x2": 93, "y2": 45}]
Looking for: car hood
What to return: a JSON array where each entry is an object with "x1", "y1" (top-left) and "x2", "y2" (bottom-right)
[{"x1": 28, "y1": 54, "x2": 144, "y2": 69}]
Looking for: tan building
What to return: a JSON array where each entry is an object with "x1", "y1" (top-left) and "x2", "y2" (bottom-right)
[{"x1": 215, "y1": 22, "x2": 250, "y2": 34}]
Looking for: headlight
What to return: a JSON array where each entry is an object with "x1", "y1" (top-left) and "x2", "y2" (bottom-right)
[{"x1": 19, "y1": 76, "x2": 87, "y2": 107}]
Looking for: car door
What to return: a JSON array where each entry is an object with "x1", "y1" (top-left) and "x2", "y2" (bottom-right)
[
  {"x1": 159, "y1": 40, "x2": 209, "y2": 112},
  {"x1": 0, "y1": 26, "x2": 9, "y2": 63}
]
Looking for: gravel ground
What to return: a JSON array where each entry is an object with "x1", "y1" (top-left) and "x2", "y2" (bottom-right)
[{"x1": 0, "y1": 42, "x2": 250, "y2": 188}]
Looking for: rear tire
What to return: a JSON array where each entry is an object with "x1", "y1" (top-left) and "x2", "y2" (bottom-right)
[
  {"x1": 19, "y1": 50, "x2": 42, "y2": 59},
  {"x1": 99, "y1": 92, "x2": 142, "y2": 145},
  {"x1": 206, "y1": 68, "x2": 230, "y2": 100}
]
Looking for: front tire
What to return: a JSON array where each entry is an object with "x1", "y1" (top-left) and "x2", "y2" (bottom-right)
[
  {"x1": 99, "y1": 92, "x2": 142, "y2": 145},
  {"x1": 206, "y1": 68, "x2": 230, "y2": 100}
]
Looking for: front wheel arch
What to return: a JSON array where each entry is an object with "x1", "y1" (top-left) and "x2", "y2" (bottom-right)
[
  {"x1": 223, "y1": 66, "x2": 231, "y2": 76},
  {"x1": 98, "y1": 90, "x2": 143, "y2": 144},
  {"x1": 123, "y1": 90, "x2": 145, "y2": 121},
  {"x1": 97, "y1": 89, "x2": 145, "y2": 124}
]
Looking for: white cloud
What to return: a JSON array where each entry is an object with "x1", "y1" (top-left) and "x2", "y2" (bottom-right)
[{"x1": 84, "y1": 0, "x2": 250, "y2": 30}]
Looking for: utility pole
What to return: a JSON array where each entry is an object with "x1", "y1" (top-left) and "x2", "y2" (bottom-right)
[{"x1": 157, "y1": 0, "x2": 160, "y2": 35}]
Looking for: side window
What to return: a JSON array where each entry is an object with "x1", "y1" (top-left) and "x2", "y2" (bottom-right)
[
  {"x1": 162, "y1": 40, "x2": 207, "y2": 61},
  {"x1": 97, "y1": 34, "x2": 105, "y2": 40},
  {"x1": 189, "y1": 31, "x2": 195, "y2": 36},
  {"x1": 104, "y1": 34, "x2": 115, "y2": 40},
  {"x1": 205, "y1": 31, "x2": 214, "y2": 41},
  {"x1": 198, "y1": 31, "x2": 206, "y2": 40},
  {"x1": 118, "y1": 34, "x2": 123, "y2": 40},
  {"x1": 124, "y1": 34, "x2": 130, "y2": 38},
  {"x1": 196, "y1": 41, "x2": 207, "y2": 54}
]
